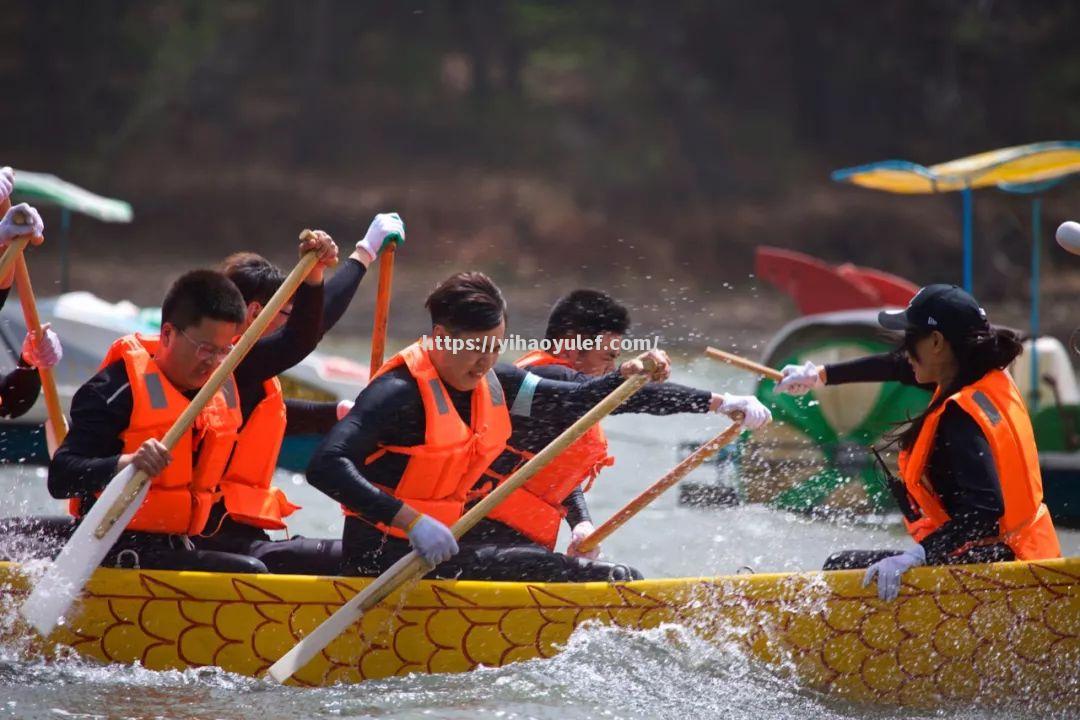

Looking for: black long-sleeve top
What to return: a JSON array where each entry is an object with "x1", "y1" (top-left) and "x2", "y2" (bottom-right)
[
  {"x1": 237, "y1": 258, "x2": 366, "y2": 431},
  {"x1": 825, "y1": 352, "x2": 1006, "y2": 563},
  {"x1": 0, "y1": 287, "x2": 43, "y2": 419},
  {"x1": 235, "y1": 280, "x2": 325, "y2": 421},
  {"x1": 306, "y1": 364, "x2": 712, "y2": 527},
  {"x1": 490, "y1": 362, "x2": 713, "y2": 528}
]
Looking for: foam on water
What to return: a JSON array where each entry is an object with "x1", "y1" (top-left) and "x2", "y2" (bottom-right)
[{"x1": 0, "y1": 619, "x2": 1070, "y2": 720}]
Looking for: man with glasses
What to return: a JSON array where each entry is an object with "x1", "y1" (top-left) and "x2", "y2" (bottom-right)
[{"x1": 47, "y1": 270, "x2": 268, "y2": 572}]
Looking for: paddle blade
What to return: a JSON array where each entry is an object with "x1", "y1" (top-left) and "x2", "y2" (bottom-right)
[
  {"x1": 20, "y1": 465, "x2": 148, "y2": 636},
  {"x1": 267, "y1": 551, "x2": 420, "y2": 683}
]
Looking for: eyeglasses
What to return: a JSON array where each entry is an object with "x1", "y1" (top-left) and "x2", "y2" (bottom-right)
[{"x1": 176, "y1": 327, "x2": 234, "y2": 361}]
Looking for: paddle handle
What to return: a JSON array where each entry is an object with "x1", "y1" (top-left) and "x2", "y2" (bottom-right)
[
  {"x1": 577, "y1": 422, "x2": 743, "y2": 554},
  {"x1": 267, "y1": 365, "x2": 653, "y2": 683},
  {"x1": 704, "y1": 347, "x2": 783, "y2": 381},
  {"x1": 14, "y1": 255, "x2": 68, "y2": 450},
  {"x1": 369, "y1": 244, "x2": 395, "y2": 372},
  {"x1": 94, "y1": 244, "x2": 321, "y2": 538},
  {"x1": 0, "y1": 235, "x2": 31, "y2": 284}
]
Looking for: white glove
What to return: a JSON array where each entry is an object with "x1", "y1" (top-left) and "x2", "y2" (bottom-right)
[
  {"x1": 567, "y1": 521, "x2": 599, "y2": 560},
  {"x1": 0, "y1": 203, "x2": 43, "y2": 245},
  {"x1": 336, "y1": 399, "x2": 354, "y2": 420},
  {"x1": 0, "y1": 167, "x2": 13, "y2": 203},
  {"x1": 356, "y1": 212, "x2": 405, "y2": 265},
  {"x1": 716, "y1": 393, "x2": 772, "y2": 429},
  {"x1": 862, "y1": 545, "x2": 925, "y2": 601},
  {"x1": 406, "y1": 514, "x2": 459, "y2": 566},
  {"x1": 21, "y1": 324, "x2": 62, "y2": 369},
  {"x1": 775, "y1": 361, "x2": 824, "y2": 396}
]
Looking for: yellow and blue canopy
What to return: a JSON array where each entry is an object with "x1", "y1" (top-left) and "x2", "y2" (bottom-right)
[
  {"x1": 832, "y1": 141, "x2": 1080, "y2": 194},
  {"x1": 832, "y1": 141, "x2": 1080, "y2": 410}
]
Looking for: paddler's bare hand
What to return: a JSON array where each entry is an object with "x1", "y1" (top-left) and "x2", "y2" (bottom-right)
[
  {"x1": 120, "y1": 439, "x2": 173, "y2": 478},
  {"x1": 298, "y1": 229, "x2": 339, "y2": 284},
  {"x1": 619, "y1": 349, "x2": 670, "y2": 382}
]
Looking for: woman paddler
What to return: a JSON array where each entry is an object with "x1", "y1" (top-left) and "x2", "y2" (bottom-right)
[{"x1": 774, "y1": 284, "x2": 1061, "y2": 600}]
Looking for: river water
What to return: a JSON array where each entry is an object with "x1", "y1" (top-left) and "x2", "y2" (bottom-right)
[{"x1": 0, "y1": 359, "x2": 1077, "y2": 719}]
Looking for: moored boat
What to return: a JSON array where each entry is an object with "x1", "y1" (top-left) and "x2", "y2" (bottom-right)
[{"x1": 1, "y1": 557, "x2": 1077, "y2": 708}]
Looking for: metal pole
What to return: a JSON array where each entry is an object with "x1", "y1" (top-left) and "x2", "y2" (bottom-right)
[
  {"x1": 962, "y1": 186, "x2": 974, "y2": 292},
  {"x1": 1030, "y1": 197, "x2": 1042, "y2": 410},
  {"x1": 60, "y1": 208, "x2": 70, "y2": 293}
]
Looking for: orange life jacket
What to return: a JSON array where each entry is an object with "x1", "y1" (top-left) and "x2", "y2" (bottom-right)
[
  {"x1": 69, "y1": 333, "x2": 242, "y2": 536},
  {"x1": 477, "y1": 350, "x2": 615, "y2": 550},
  {"x1": 899, "y1": 369, "x2": 1061, "y2": 561},
  {"x1": 215, "y1": 377, "x2": 300, "y2": 531},
  {"x1": 343, "y1": 341, "x2": 512, "y2": 539}
]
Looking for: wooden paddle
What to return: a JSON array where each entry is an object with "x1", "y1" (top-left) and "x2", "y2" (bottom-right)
[
  {"x1": 369, "y1": 244, "x2": 395, "y2": 372},
  {"x1": 575, "y1": 421, "x2": 744, "y2": 555},
  {"x1": 20, "y1": 236, "x2": 323, "y2": 637},
  {"x1": 267, "y1": 364, "x2": 656, "y2": 684},
  {"x1": 704, "y1": 346, "x2": 783, "y2": 381},
  {"x1": 15, "y1": 254, "x2": 69, "y2": 455},
  {"x1": 0, "y1": 198, "x2": 62, "y2": 453}
]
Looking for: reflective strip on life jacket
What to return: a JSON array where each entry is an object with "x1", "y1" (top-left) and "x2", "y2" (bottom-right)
[{"x1": 898, "y1": 368, "x2": 1061, "y2": 561}]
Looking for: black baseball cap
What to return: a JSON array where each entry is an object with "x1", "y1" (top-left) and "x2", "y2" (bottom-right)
[{"x1": 878, "y1": 284, "x2": 989, "y2": 339}]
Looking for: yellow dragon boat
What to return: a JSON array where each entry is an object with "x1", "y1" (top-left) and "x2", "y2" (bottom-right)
[{"x1": 1, "y1": 558, "x2": 1077, "y2": 708}]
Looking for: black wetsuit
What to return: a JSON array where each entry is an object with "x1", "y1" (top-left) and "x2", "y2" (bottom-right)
[
  {"x1": 466, "y1": 362, "x2": 712, "y2": 547},
  {"x1": 193, "y1": 259, "x2": 367, "y2": 574},
  {"x1": 821, "y1": 352, "x2": 1015, "y2": 570},
  {"x1": 308, "y1": 363, "x2": 709, "y2": 581},
  {"x1": 0, "y1": 286, "x2": 44, "y2": 419}
]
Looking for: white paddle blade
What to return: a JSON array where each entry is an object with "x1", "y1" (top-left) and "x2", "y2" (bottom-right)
[
  {"x1": 266, "y1": 551, "x2": 418, "y2": 683},
  {"x1": 20, "y1": 465, "x2": 148, "y2": 636}
]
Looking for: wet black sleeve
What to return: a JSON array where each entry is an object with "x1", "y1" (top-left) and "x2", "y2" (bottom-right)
[
  {"x1": 0, "y1": 285, "x2": 43, "y2": 417},
  {"x1": 48, "y1": 362, "x2": 132, "y2": 499},
  {"x1": 918, "y1": 403, "x2": 1005, "y2": 564},
  {"x1": 496, "y1": 364, "x2": 629, "y2": 423},
  {"x1": 0, "y1": 362, "x2": 41, "y2": 419},
  {"x1": 234, "y1": 281, "x2": 324, "y2": 389},
  {"x1": 526, "y1": 364, "x2": 712, "y2": 415},
  {"x1": 322, "y1": 258, "x2": 366, "y2": 333},
  {"x1": 562, "y1": 488, "x2": 592, "y2": 527},
  {"x1": 305, "y1": 373, "x2": 413, "y2": 525},
  {"x1": 284, "y1": 398, "x2": 340, "y2": 435},
  {"x1": 824, "y1": 352, "x2": 933, "y2": 390}
]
